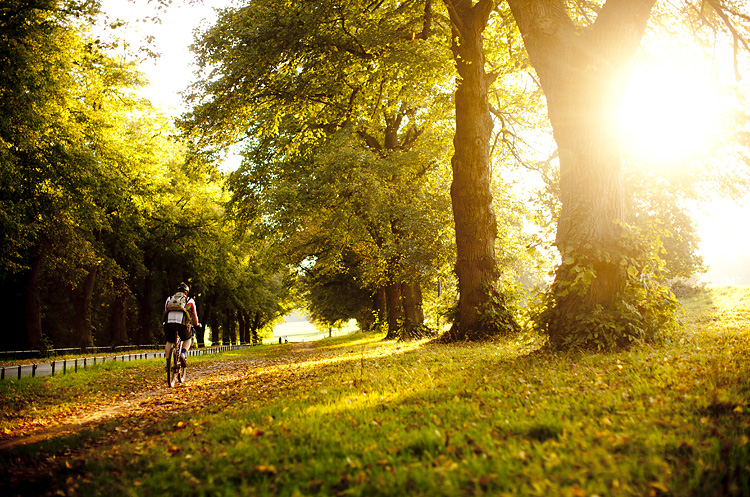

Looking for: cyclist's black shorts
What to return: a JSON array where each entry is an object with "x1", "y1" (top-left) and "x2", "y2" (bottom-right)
[{"x1": 164, "y1": 323, "x2": 192, "y2": 344}]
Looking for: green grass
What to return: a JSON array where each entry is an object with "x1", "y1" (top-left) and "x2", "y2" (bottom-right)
[{"x1": 2, "y1": 287, "x2": 750, "y2": 496}]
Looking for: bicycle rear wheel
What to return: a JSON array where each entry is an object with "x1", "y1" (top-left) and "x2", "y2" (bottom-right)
[
  {"x1": 166, "y1": 356, "x2": 173, "y2": 388},
  {"x1": 168, "y1": 341, "x2": 181, "y2": 388},
  {"x1": 167, "y1": 351, "x2": 176, "y2": 388}
]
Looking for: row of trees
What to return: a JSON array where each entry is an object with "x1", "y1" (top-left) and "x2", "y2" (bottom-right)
[
  {"x1": 3, "y1": 0, "x2": 748, "y2": 351},
  {"x1": 0, "y1": 1, "x2": 291, "y2": 351},
  {"x1": 185, "y1": 0, "x2": 748, "y2": 348}
]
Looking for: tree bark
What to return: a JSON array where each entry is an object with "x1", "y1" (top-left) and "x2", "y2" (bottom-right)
[
  {"x1": 507, "y1": 0, "x2": 656, "y2": 340},
  {"x1": 373, "y1": 287, "x2": 388, "y2": 332},
  {"x1": 401, "y1": 281, "x2": 425, "y2": 339},
  {"x1": 443, "y1": 0, "x2": 501, "y2": 340},
  {"x1": 385, "y1": 282, "x2": 404, "y2": 339}
]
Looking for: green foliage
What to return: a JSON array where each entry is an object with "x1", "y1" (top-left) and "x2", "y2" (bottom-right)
[
  {"x1": 532, "y1": 222, "x2": 682, "y2": 350},
  {"x1": 0, "y1": 1, "x2": 284, "y2": 350},
  {"x1": 477, "y1": 283, "x2": 523, "y2": 338},
  {"x1": 625, "y1": 165, "x2": 707, "y2": 280}
]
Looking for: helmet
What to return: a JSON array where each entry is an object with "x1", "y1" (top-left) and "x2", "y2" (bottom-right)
[{"x1": 177, "y1": 282, "x2": 190, "y2": 294}]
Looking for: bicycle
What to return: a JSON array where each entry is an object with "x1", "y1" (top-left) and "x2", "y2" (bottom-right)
[{"x1": 167, "y1": 335, "x2": 187, "y2": 387}]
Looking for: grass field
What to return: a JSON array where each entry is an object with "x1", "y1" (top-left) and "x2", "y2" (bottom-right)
[{"x1": 1, "y1": 287, "x2": 749, "y2": 496}]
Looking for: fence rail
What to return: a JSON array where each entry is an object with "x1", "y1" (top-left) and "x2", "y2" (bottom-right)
[
  {"x1": 0, "y1": 342, "x2": 257, "y2": 361},
  {"x1": 0, "y1": 343, "x2": 251, "y2": 381}
]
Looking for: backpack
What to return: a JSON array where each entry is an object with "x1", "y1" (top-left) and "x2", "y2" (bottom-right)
[{"x1": 165, "y1": 291, "x2": 191, "y2": 325}]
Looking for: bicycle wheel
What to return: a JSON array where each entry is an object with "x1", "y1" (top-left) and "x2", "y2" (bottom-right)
[
  {"x1": 166, "y1": 354, "x2": 174, "y2": 388},
  {"x1": 168, "y1": 341, "x2": 181, "y2": 388},
  {"x1": 167, "y1": 350, "x2": 177, "y2": 388}
]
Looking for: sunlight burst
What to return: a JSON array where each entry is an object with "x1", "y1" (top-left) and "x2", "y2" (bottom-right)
[{"x1": 618, "y1": 60, "x2": 725, "y2": 165}]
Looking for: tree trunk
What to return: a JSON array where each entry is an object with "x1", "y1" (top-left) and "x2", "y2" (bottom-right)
[
  {"x1": 136, "y1": 272, "x2": 155, "y2": 345},
  {"x1": 251, "y1": 312, "x2": 261, "y2": 345},
  {"x1": 111, "y1": 277, "x2": 128, "y2": 346},
  {"x1": 24, "y1": 245, "x2": 44, "y2": 351},
  {"x1": 73, "y1": 266, "x2": 97, "y2": 350},
  {"x1": 200, "y1": 294, "x2": 217, "y2": 346},
  {"x1": 385, "y1": 282, "x2": 404, "y2": 339},
  {"x1": 213, "y1": 312, "x2": 223, "y2": 345},
  {"x1": 443, "y1": 0, "x2": 502, "y2": 341},
  {"x1": 223, "y1": 308, "x2": 236, "y2": 345},
  {"x1": 507, "y1": 0, "x2": 656, "y2": 342},
  {"x1": 401, "y1": 281, "x2": 425, "y2": 339},
  {"x1": 238, "y1": 311, "x2": 249, "y2": 344},
  {"x1": 373, "y1": 286, "x2": 388, "y2": 332}
]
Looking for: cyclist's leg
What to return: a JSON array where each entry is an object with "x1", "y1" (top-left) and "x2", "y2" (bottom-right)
[
  {"x1": 183, "y1": 332, "x2": 193, "y2": 353},
  {"x1": 178, "y1": 326, "x2": 191, "y2": 365},
  {"x1": 164, "y1": 324, "x2": 178, "y2": 368}
]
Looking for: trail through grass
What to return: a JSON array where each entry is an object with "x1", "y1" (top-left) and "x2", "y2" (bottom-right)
[{"x1": 1, "y1": 287, "x2": 749, "y2": 496}]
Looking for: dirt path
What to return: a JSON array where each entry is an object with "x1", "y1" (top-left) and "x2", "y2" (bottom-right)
[{"x1": 0, "y1": 343, "x2": 317, "y2": 452}]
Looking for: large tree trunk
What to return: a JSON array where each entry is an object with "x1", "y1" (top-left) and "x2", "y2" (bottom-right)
[
  {"x1": 384, "y1": 282, "x2": 404, "y2": 339},
  {"x1": 401, "y1": 281, "x2": 425, "y2": 339},
  {"x1": 24, "y1": 245, "x2": 44, "y2": 351},
  {"x1": 111, "y1": 278, "x2": 128, "y2": 346},
  {"x1": 443, "y1": 0, "x2": 504, "y2": 341},
  {"x1": 373, "y1": 286, "x2": 388, "y2": 332},
  {"x1": 507, "y1": 0, "x2": 656, "y2": 343}
]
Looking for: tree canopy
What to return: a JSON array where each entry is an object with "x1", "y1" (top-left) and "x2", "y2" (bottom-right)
[{"x1": 2, "y1": 0, "x2": 749, "y2": 352}]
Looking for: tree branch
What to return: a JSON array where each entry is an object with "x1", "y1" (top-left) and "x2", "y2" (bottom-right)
[{"x1": 704, "y1": 0, "x2": 750, "y2": 79}]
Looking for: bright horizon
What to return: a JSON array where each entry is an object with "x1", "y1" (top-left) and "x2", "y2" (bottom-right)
[{"x1": 99, "y1": 0, "x2": 750, "y2": 286}]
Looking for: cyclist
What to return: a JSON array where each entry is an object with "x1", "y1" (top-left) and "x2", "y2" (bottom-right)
[{"x1": 164, "y1": 282, "x2": 200, "y2": 370}]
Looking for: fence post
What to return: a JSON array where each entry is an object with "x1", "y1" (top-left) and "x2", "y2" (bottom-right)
[
  {"x1": 17, "y1": 365, "x2": 22, "y2": 379},
  {"x1": 63, "y1": 359, "x2": 67, "y2": 374},
  {"x1": 75, "y1": 359, "x2": 78, "y2": 373},
  {"x1": 84, "y1": 357, "x2": 87, "y2": 369},
  {"x1": 32, "y1": 364, "x2": 36, "y2": 378},
  {"x1": 1, "y1": 367, "x2": 4, "y2": 380},
  {"x1": 52, "y1": 361, "x2": 55, "y2": 376}
]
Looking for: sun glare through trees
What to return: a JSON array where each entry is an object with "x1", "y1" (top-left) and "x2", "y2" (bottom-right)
[{"x1": 619, "y1": 57, "x2": 726, "y2": 166}]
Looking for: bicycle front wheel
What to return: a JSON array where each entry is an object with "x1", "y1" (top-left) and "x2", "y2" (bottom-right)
[
  {"x1": 166, "y1": 355, "x2": 174, "y2": 388},
  {"x1": 168, "y1": 346, "x2": 181, "y2": 388}
]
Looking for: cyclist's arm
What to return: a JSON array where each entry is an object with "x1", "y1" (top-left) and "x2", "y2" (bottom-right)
[{"x1": 188, "y1": 300, "x2": 200, "y2": 326}]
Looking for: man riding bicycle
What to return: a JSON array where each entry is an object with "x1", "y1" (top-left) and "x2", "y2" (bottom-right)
[{"x1": 164, "y1": 282, "x2": 200, "y2": 370}]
